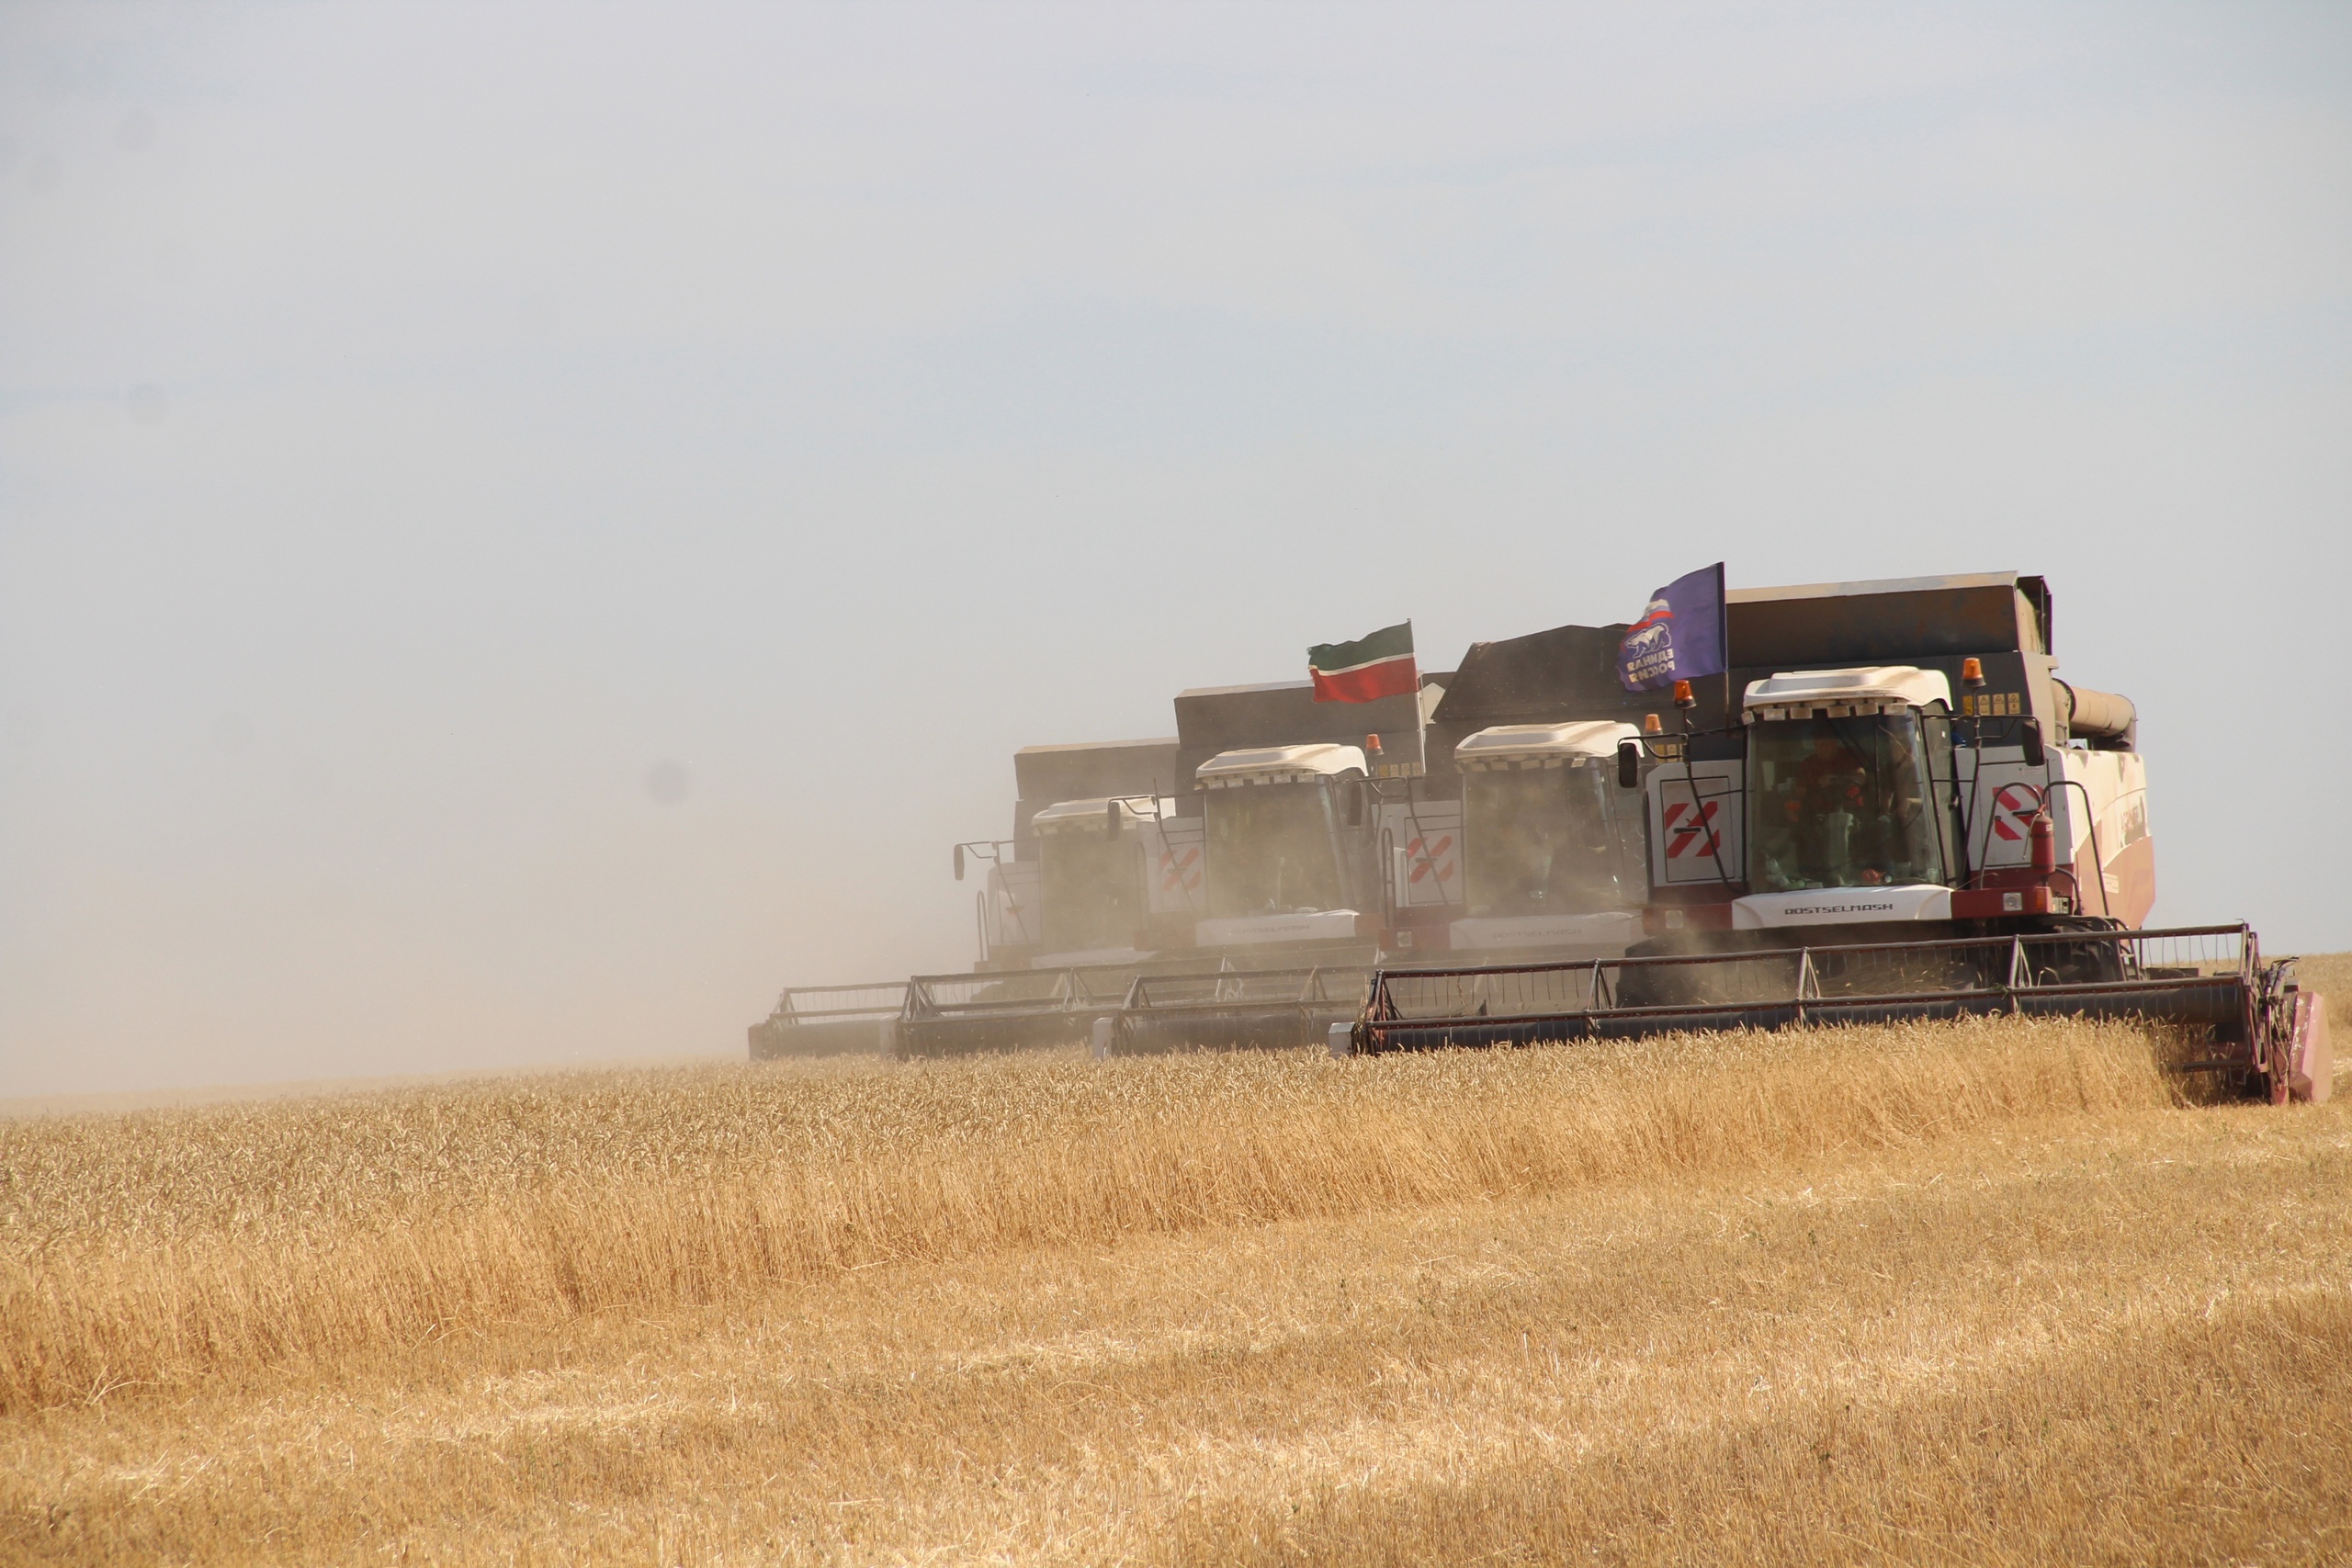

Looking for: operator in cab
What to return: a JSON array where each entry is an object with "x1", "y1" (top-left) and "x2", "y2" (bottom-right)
[{"x1": 1760, "y1": 717, "x2": 1927, "y2": 890}]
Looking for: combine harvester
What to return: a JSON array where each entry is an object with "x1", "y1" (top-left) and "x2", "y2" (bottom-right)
[
  {"x1": 901, "y1": 787, "x2": 1233, "y2": 1058},
  {"x1": 1428, "y1": 620, "x2": 1668, "y2": 967},
  {"x1": 1101, "y1": 671, "x2": 1453, "y2": 1056},
  {"x1": 949, "y1": 737, "x2": 1192, "y2": 975},
  {"x1": 1344, "y1": 572, "x2": 2331, "y2": 1105},
  {"x1": 899, "y1": 737, "x2": 1202, "y2": 1060},
  {"x1": 756, "y1": 737, "x2": 1191, "y2": 1059},
  {"x1": 1177, "y1": 672, "x2": 1452, "y2": 958}
]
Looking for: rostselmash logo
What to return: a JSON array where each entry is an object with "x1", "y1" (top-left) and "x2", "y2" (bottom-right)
[{"x1": 1783, "y1": 901, "x2": 1897, "y2": 917}]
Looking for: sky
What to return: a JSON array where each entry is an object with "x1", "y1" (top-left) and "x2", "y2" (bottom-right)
[{"x1": 2, "y1": 2, "x2": 2347, "y2": 1097}]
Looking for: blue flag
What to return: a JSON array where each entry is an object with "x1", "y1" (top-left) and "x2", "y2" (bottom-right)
[{"x1": 1617, "y1": 563, "x2": 1727, "y2": 692}]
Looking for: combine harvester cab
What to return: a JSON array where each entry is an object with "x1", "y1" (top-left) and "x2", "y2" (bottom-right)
[
  {"x1": 1175, "y1": 673, "x2": 1451, "y2": 963},
  {"x1": 912, "y1": 792, "x2": 1227, "y2": 1059},
  {"x1": 1024, "y1": 795, "x2": 1194, "y2": 970},
  {"x1": 1421, "y1": 617, "x2": 1679, "y2": 969},
  {"x1": 1193, "y1": 742, "x2": 1381, "y2": 953},
  {"x1": 1448, "y1": 721, "x2": 1652, "y2": 965},
  {"x1": 1102, "y1": 743, "x2": 1384, "y2": 1055},
  {"x1": 1351, "y1": 571, "x2": 2328, "y2": 1103},
  {"x1": 954, "y1": 736, "x2": 1186, "y2": 975},
  {"x1": 1103, "y1": 671, "x2": 1458, "y2": 1053}
]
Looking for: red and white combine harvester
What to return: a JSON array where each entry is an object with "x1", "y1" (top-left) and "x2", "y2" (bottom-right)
[{"x1": 1349, "y1": 572, "x2": 2330, "y2": 1106}]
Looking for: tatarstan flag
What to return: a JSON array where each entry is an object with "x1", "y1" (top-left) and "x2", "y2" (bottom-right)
[{"x1": 1308, "y1": 621, "x2": 1418, "y2": 704}]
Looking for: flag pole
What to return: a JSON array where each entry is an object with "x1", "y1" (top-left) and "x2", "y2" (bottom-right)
[
  {"x1": 1717, "y1": 561, "x2": 1731, "y2": 738},
  {"x1": 1678, "y1": 563, "x2": 1734, "y2": 891}
]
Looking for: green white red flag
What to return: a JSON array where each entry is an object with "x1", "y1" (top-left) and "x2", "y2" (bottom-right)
[{"x1": 1308, "y1": 621, "x2": 1418, "y2": 704}]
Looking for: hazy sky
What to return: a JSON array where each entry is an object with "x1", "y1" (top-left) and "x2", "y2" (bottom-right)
[{"x1": 4, "y1": 3, "x2": 2347, "y2": 1096}]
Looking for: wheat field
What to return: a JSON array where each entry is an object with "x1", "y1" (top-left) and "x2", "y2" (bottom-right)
[{"x1": 3, "y1": 988, "x2": 2346, "y2": 1563}]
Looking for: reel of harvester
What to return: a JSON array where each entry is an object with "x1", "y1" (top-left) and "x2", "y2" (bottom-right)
[
  {"x1": 1339, "y1": 923, "x2": 2331, "y2": 1104},
  {"x1": 1098, "y1": 964, "x2": 1372, "y2": 1057},
  {"x1": 750, "y1": 981, "x2": 911, "y2": 1059},
  {"x1": 897, "y1": 958, "x2": 1382, "y2": 1060},
  {"x1": 895, "y1": 966, "x2": 1138, "y2": 1059}
]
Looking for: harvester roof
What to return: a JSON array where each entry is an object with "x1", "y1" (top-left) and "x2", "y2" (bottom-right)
[
  {"x1": 1195, "y1": 743, "x2": 1367, "y2": 788},
  {"x1": 1454, "y1": 721, "x2": 1639, "y2": 770},
  {"x1": 1742, "y1": 665, "x2": 1952, "y2": 719},
  {"x1": 1029, "y1": 796, "x2": 1164, "y2": 834}
]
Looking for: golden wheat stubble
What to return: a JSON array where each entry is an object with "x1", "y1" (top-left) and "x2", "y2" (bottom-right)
[
  {"x1": 4, "y1": 1010, "x2": 2348, "y2": 1564},
  {"x1": 6, "y1": 1088, "x2": 2349, "y2": 1566},
  {"x1": 0, "y1": 1016, "x2": 2178, "y2": 1412}
]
